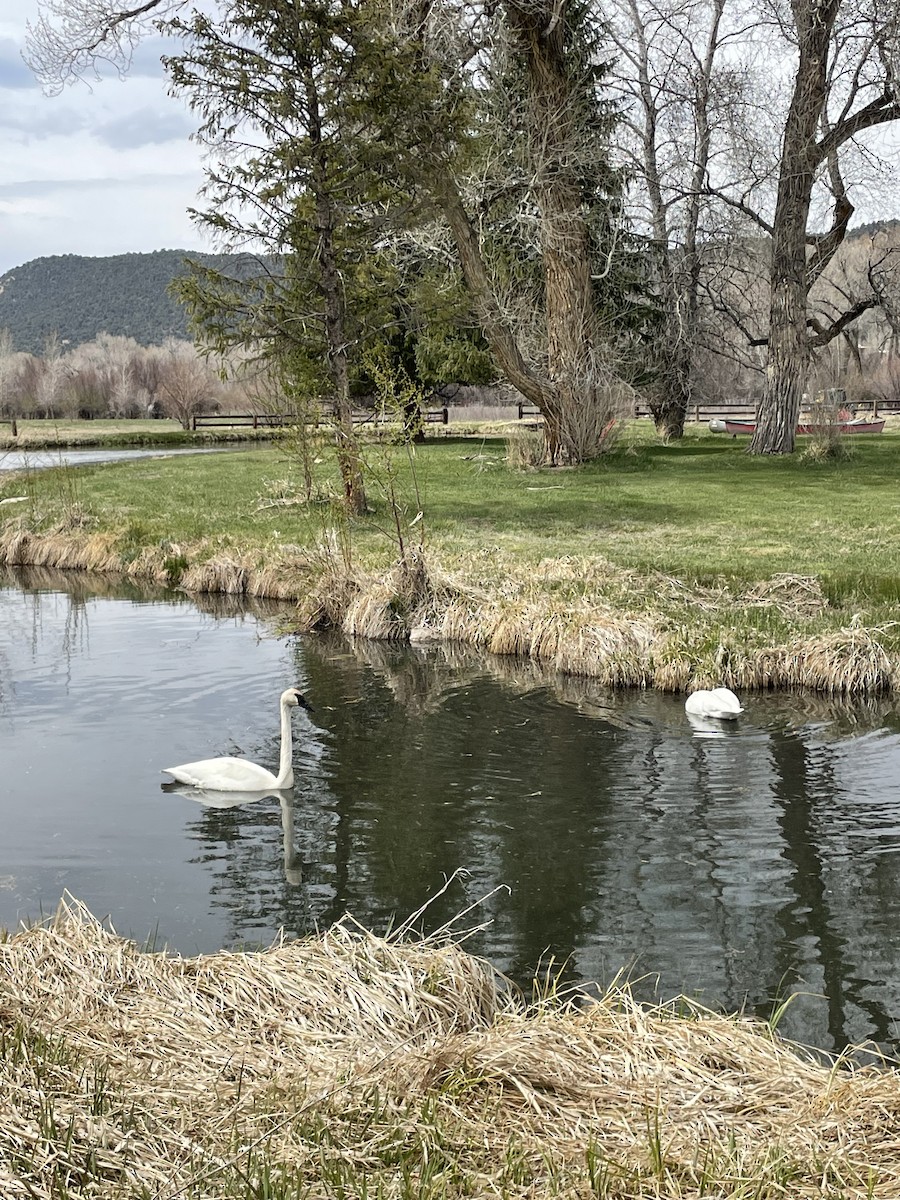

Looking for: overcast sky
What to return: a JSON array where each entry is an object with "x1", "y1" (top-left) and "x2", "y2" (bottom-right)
[
  {"x1": 0, "y1": 0, "x2": 209, "y2": 276},
  {"x1": 2, "y1": 1, "x2": 897, "y2": 282}
]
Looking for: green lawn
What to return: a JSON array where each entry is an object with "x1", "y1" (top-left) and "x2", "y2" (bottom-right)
[{"x1": 4, "y1": 422, "x2": 900, "y2": 690}]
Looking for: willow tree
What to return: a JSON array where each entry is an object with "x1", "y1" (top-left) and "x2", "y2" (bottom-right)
[{"x1": 408, "y1": 0, "x2": 651, "y2": 462}]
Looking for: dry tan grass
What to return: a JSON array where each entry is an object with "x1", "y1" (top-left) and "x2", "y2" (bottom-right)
[
  {"x1": 2, "y1": 897, "x2": 900, "y2": 1198},
  {"x1": 741, "y1": 573, "x2": 830, "y2": 617},
  {"x1": 5, "y1": 525, "x2": 900, "y2": 697},
  {"x1": 766, "y1": 622, "x2": 900, "y2": 695}
]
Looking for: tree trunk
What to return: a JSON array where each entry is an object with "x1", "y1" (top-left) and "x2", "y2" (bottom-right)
[
  {"x1": 750, "y1": 274, "x2": 809, "y2": 453},
  {"x1": 304, "y1": 68, "x2": 368, "y2": 514},
  {"x1": 511, "y1": 0, "x2": 599, "y2": 464},
  {"x1": 435, "y1": 176, "x2": 549, "y2": 411},
  {"x1": 649, "y1": 344, "x2": 691, "y2": 441},
  {"x1": 749, "y1": 0, "x2": 836, "y2": 455},
  {"x1": 434, "y1": 2, "x2": 609, "y2": 465}
]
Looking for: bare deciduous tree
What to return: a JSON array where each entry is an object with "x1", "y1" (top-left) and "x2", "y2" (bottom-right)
[
  {"x1": 0, "y1": 330, "x2": 18, "y2": 420},
  {"x1": 36, "y1": 333, "x2": 66, "y2": 418},
  {"x1": 609, "y1": 0, "x2": 746, "y2": 438},
  {"x1": 745, "y1": 0, "x2": 900, "y2": 452},
  {"x1": 157, "y1": 338, "x2": 216, "y2": 428},
  {"x1": 25, "y1": 0, "x2": 182, "y2": 92}
]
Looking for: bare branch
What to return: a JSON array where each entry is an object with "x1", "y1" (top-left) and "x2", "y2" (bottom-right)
[
  {"x1": 807, "y1": 296, "x2": 880, "y2": 346},
  {"x1": 24, "y1": 0, "x2": 184, "y2": 93}
]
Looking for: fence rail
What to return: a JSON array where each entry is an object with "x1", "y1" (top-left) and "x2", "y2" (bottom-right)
[
  {"x1": 517, "y1": 399, "x2": 900, "y2": 424},
  {"x1": 192, "y1": 406, "x2": 449, "y2": 431}
]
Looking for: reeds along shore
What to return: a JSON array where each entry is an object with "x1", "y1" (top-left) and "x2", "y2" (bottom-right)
[
  {"x1": 2, "y1": 522, "x2": 899, "y2": 697},
  {"x1": 2, "y1": 896, "x2": 900, "y2": 1199}
]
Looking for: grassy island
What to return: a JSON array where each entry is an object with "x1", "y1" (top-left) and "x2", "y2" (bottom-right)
[{"x1": 3, "y1": 421, "x2": 900, "y2": 696}]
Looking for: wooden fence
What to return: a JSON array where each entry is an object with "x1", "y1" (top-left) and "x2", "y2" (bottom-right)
[
  {"x1": 192, "y1": 406, "x2": 449, "y2": 431},
  {"x1": 518, "y1": 399, "x2": 900, "y2": 424}
]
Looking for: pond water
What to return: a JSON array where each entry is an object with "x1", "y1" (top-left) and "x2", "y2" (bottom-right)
[
  {"x1": 0, "y1": 446, "x2": 234, "y2": 473},
  {"x1": 2, "y1": 565, "x2": 900, "y2": 1058}
]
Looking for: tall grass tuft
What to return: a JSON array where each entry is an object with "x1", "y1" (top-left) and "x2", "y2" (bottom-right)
[
  {"x1": 771, "y1": 622, "x2": 897, "y2": 694},
  {"x1": 505, "y1": 428, "x2": 547, "y2": 470}
]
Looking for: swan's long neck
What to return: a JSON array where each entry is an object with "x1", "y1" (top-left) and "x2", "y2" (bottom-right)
[{"x1": 274, "y1": 698, "x2": 295, "y2": 788}]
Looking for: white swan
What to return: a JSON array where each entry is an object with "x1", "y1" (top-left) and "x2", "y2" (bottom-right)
[
  {"x1": 162, "y1": 688, "x2": 312, "y2": 791},
  {"x1": 685, "y1": 687, "x2": 743, "y2": 720}
]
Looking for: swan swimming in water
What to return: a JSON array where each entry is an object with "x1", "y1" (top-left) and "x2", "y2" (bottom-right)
[
  {"x1": 684, "y1": 687, "x2": 743, "y2": 720},
  {"x1": 162, "y1": 687, "x2": 312, "y2": 791}
]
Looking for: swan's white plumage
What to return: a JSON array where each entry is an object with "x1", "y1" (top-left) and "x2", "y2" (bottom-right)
[
  {"x1": 162, "y1": 687, "x2": 310, "y2": 791},
  {"x1": 684, "y1": 687, "x2": 743, "y2": 719}
]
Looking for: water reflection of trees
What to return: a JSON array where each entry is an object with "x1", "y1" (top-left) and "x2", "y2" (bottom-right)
[
  {"x1": 9, "y1": 564, "x2": 900, "y2": 1053},
  {"x1": 0, "y1": 565, "x2": 95, "y2": 707},
  {"x1": 0, "y1": 565, "x2": 292, "y2": 711},
  {"x1": 170, "y1": 627, "x2": 900, "y2": 1053}
]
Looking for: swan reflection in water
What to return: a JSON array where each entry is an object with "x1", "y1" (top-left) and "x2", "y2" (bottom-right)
[
  {"x1": 686, "y1": 713, "x2": 744, "y2": 739},
  {"x1": 161, "y1": 784, "x2": 302, "y2": 884}
]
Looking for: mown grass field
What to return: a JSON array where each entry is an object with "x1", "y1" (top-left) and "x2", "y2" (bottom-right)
[{"x1": 3, "y1": 419, "x2": 900, "y2": 691}]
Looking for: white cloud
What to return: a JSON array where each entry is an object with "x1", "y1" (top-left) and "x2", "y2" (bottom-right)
[
  {"x1": 0, "y1": 34, "x2": 37, "y2": 87},
  {"x1": 94, "y1": 105, "x2": 195, "y2": 150},
  {"x1": 0, "y1": 0, "x2": 209, "y2": 273},
  {"x1": 0, "y1": 174, "x2": 211, "y2": 274}
]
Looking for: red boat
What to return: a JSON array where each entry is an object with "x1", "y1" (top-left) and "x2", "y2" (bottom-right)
[{"x1": 709, "y1": 417, "x2": 885, "y2": 437}]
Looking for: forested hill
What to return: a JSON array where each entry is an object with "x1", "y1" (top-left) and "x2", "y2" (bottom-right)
[
  {"x1": 2, "y1": 221, "x2": 898, "y2": 356},
  {"x1": 0, "y1": 250, "x2": 248, "y2": 354}
]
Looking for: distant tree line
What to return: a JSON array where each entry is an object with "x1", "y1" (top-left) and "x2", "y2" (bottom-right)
[
  {"x1": 19, "y1": 0, "x2": 900, "y2": 462},
  {"x1": 0, "y1": 331, "x2": 240, "y2": 429}
]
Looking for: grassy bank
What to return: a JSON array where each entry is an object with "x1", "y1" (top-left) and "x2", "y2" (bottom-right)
[
  {"x1": 2, "y1": 897, "x2": 898, "y2": 1199},
  {"x1": 4, "y1": 423, "x2": 900, "y2": 693}
]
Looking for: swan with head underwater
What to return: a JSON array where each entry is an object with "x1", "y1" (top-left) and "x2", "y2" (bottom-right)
[
  {"x1": 162, "y1": 687, "x2": 313, "y2": 791},
  {"x1": 685, "y1": 686, "x2": 743, "y2": 720}
]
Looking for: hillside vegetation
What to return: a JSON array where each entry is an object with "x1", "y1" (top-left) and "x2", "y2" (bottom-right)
[{"x1": 0, "y1": 250, "x2": 262, "y2": 353}]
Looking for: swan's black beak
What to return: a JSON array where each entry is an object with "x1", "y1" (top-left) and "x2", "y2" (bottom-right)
[{"x1": 295, "y1": 690, "x2": 313, "y2": 712}]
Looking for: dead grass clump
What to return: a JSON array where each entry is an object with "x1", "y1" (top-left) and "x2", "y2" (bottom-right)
[
  {"x1": 0, "y1": 526, "x2": 122, "y2": 574},
  {"x1": 294, "y1": 566, "x2": 362, "y2": 630},
  {"x1": 337, "y1": 552, "x2": 465, "y2": 642},
  {"x1": 742, "y1": 573, "x2": 829, "y2": 617},
  {"x1": 485, "y1": 603, "x2": 656, "y2": 686},
  {"x1": 650, "y1": 654, "x2": 695, "y2": 692},
  {"x1": 770, "y1": 623, "x2": 898, "y2": 695},
  {"x1": 800, "y1": 434, "x2": 855, "y2": 462},
  {"x1": 4, "y1": 898, "x2": 900, "y2": 1198},
  {"x1": 180, "y1": 553, "x2": 250, "y2": 595},
  {"x1": 505, "y1": 428, "x2": 547, "y2": 470}
]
